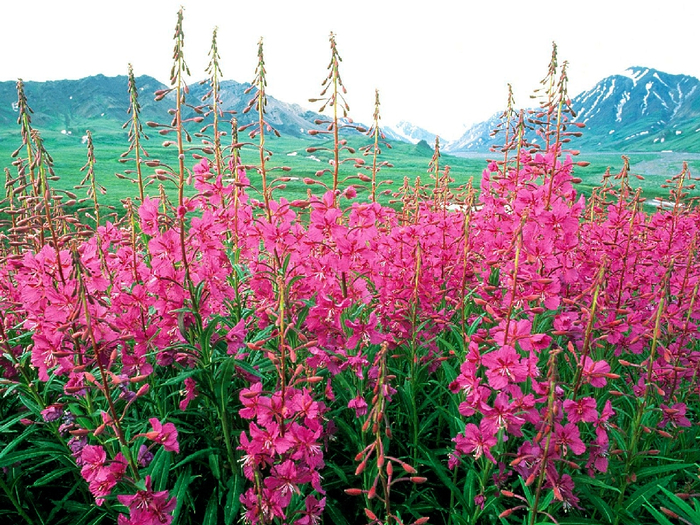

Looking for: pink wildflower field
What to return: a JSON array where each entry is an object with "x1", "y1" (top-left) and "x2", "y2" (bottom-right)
[{"x1": 0, "y1": 10, "x2": 699, "y2": 525}]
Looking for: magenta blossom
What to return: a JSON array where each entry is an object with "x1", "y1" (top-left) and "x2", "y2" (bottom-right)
[
  {"x1": 143, "y1": 418, "x2": 179, "y2": 453},
  {"x1": 563, "y1": 397, "x2": 598, "y2": 424},
  {"x1": 118, "y1": 475, "x2": 177, "y2": 525},
  {"x1": 347, "y1": 395, "x2": 368, "y2": 417},
  {"x1": 482, "y1": 345, "x2": 528, "y2": 390}
]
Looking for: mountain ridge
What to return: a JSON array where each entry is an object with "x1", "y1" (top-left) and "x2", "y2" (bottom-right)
[
  {"x1": 3, "y1": 68, "x2": 700, "y2": 153},
  {"x1": 445, "y1": 67, "x2": 700, "y2": 153}
]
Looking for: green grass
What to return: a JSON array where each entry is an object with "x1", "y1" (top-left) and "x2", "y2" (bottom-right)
[{"x1": 2, "y1": 124, "x2": 698, "y2": 211}]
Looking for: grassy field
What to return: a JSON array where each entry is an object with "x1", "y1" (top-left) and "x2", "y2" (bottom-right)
[{"x1": 2, "y1": 123, "x2": 699, "y2": 212}]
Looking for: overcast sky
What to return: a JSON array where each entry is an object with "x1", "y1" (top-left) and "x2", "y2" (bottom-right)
[{"x1": 2, "y1": 0, "x2": 699, "y2": 140}]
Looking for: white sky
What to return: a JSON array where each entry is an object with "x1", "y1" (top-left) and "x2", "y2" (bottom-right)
[{"x1": 1, "y1": 0, "x2": 699, "y2": 140}]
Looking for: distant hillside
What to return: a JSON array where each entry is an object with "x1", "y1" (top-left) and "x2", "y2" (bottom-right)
[
  {"x1": 0, "y1": 74, "x2": 166, "y2": 131},
  {"x1": 0, "y1": 74, "x2": 325, "y2": 139},
  {"x1": 446, "y1": 67, "x2": 700, "y2": 153}
]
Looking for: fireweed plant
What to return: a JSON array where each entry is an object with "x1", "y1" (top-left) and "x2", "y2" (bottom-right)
[{"x1": 0, "y1": 10, "x2": 699, "y2": 525}]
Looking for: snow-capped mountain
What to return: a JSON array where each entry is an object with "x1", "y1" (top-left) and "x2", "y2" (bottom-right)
[
  {"x1": 384, "y1": 121, "x2": 444, "y2": 147},
  {"x1": 443, "y1": 114, "x2": 501, "y2": 153},
  {"x1": 447, "y1": 67, "x2": 700, "y2": 153}
]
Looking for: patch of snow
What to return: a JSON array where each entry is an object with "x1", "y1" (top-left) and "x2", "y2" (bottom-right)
[
  {"x1": 603, "y1": 79, "x2": 616, "y2": 102},
  {"x1": 287, "y1": 151, "x2": 298, "y2": 156},
  {"x1": 642, "y1": 81, "x2": 653, "y2": 115},
  {"x1": 81, "y1": 135, "x2": 89, "y2": 144},
  {"x1": 307, "y1": 155, "x2": 320, "y2": 162},
  {"x1": 583, "y1": 84, "x2": 608, "y2": 120},
  {"x1": 11, "y1": 102, "x2": 18, "y2": 112},
  {"x1": 616, "y1": 92, "x2": 630, "y2": 122},
  {"x1": 100, "y1": 113, "x2": 105, "y2": 117},
  {"x1": 624, "y1": 131, "x2": 650, "y2": 141},
  {"x1": 61, "y1": 130, "x2": 67, "y2": 135},
  {"x1": 609, "y1": 130, "x2": 615, "y2": 134},
  {"x1": 648, "y1": 198, "x2": 682, "y2": 209},
  {"x1": 69, "y1": 96, "x2": 73, "y2": 100},
  {"x1": 660, "y1": 137, "x2": 665, "y2": 143},
  {"x1": 661, "y1": 150, "x2": 673, "y2": 153},
  {"x1": 653, "y1": 72, "x2": 670, "y2": 88},
  {"x1": 652, "y1": 92, "x2": 668, "y2": 109},
  {"x1": 654, "y1": 138, "x2": 659, "y2": 143},
  {"x1": 676, "y1": 130, "x2": 682, "y2": 135},
  {"x1": 621, "y1": 67, "x2": 648, "y2": 87}
]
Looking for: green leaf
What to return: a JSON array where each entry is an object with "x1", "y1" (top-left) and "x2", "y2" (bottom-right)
[
  {"x1": 146, "y1": 446, "x2": 172, "y2": 492},
  {"x1": 545, "y1": 516, "x2": 600, "y2": 525},
  {"x1": 224, "y1": 474, "x2": 243, "y2": 525},
  {"x1": 209, "y1": 453, "x2": 221, "y2": 480},
  {"x1": 576, "y1": 481, "x2": 615, "y2": 524},
  {"x1": 170, "y1": 465, "x2": 192, "y2": 524},
  {"x1": 32, "y1": 466, "x2": 72, "y2": 486},
  {"x1": 160, "y1": 369, "x2": 198, "y2": 386},
  {"x1": 46, "y1": 478, "x2": 83, "y2": 523},
  {"x1": 625, "y1": 475, "x2": 673, "y2": 513},
  {"x1": 324, "y1": 499, "x2": 353, "y2": 525},
  {"x1": 203, "y1": 491, "x2": 219, "y2": 525},
  {"x1": 172, "y1": 447, "x2": 218, "y2": 469},
  {"x1": 420, "y1": 446, "x2": 469, "y2": 508},
  {"x1": 0, "y1": 426, "x2": 37, "y2": 461},
  {"x1": 0, "y1": 445, "x2": 62, "y2": 468},
  {"x1": 574, "y1": 475, "x2": 621, "y2": 494},
  {"x1": 642, "y1": 501, "x2": 674, "y2": 525},
  {"x1": 635, "y1": 462, "x2": 696, "y2": 479},
  {"x1": 656, "y1": 486, "x2": 700, "y2": 522}
]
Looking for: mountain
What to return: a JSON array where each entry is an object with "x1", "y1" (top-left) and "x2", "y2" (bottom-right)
[
  {"x1": 446, "y1": 67, "x2": 700, "y2": 153},
  {"x1": 384, "y1": 121, "x2": 444, "y2": 147},
  {"x1": 443, "y1": 114, "x2": 501, "y2": 153},
  {"x1": 0, "y1": 74, "x2": 167, "y2": 131},
  {"x1": 0, "y1": 74, "x2": 326, "y2": 139}
]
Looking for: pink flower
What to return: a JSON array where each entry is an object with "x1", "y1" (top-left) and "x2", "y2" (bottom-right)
[
  {"x1": 295, "y1": 494, "x2": 326, "y2": 525},
  {"x1": 264, "y1": 460, "x2": 307, "y2": 507},
  {"x1": 345, "y1": 313, "x2": 383, "y2": 349},
  {"x1": 553, "y1": 423, "x2": 586, "y2": 456},
  {"x1": 118, "y1": 475, "x2": 177, "y2": 525},
  {"x1": 138, "y1": 444, "x2": 154, "y2": 468},
  {"x1": 659, "y1": 403, "x2": 692, "y2": 428},
  {"x1": 226, "y1": 318, "x2": 247, "y2": 355},
  {"x1": 580, "y1": 356, "x2": 612, "y2": 388},
  {"x1": 563, "y1": 397, "x2": 598, "y2": 424},
  {"x1": 343, "y1": 186, "x2": 357, "y2": 199},
  {"x1": 80, "y1": 445, "x2": 107, "y2": 482},
  {"x1": 138, "y1": 197, "x2": 160, "y2": 235},
  {"x1": 453, "y1": 420, "x2": 498, "y2": 463},
  {"x1": 144, "y1": 418, "x2": 179, "y2": 453},
  {"x1": 482, "y1": 345, "x2": 528, "y2": 390},
  {"x1": 347, "y1": 395, "x2": 368, "y2": 417},
  {"x1": 41, "y1": 403, "x2": 64, "y2": 422},
  {"x1": 545, "y1": 471, "x2": 581, "y2": 510},
  {"x1": 179, "y1": 377, "x2": 198, "y2": 411}
]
